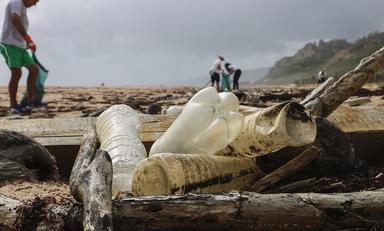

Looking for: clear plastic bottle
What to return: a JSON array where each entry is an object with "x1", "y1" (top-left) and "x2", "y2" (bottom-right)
[
  {"x1": 96, "y1": 104, "x2": 147, "y2": 196},
  {"x1": 149, "y1": 87, "x2": 244, "y2": 155}
]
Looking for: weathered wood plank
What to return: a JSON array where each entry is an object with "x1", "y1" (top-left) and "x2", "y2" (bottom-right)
[
  {"x1": 0, "y1": 105, "x2": 383, "y2": 147},
  {"x1": 327, "y1": 105, "x2": 384, "y2": 132},
  {"x1": 0, "y1": 117, "x2": 97, "y2": 137},
  {"x1": 0, "y1": 114, "x2": 175, "y2": 146}
]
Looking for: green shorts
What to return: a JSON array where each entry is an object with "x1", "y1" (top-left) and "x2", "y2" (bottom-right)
[{"x1": 0, "y1": 43, "x2": 34, "y2": 68}]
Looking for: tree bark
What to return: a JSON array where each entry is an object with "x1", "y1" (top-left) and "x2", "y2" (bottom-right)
[
  {"x1": 69, "y1": 126, "x2": 113, "y2": 231},
  {"x1": 0, "y1": 193, "x2": 75, "y2": 230},
  {"x1": 305, "y1": 46, "x2": 384, "y2": 117},
  {"x1": 0, "y1": 194, "x2": 21, "y2": 229}
]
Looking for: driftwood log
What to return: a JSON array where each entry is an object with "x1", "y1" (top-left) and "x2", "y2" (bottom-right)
[
  {"x1": 0, "y1": 129, "x2": 59, "y2": 182},
  {"x1": 111, "y1": 191, "x2": 384, "y2": 230},
  {"x1": 1, "y1": 190, "x2": 384, "y2": 230},
  {"x1": 264, "y1": 177, "x2": 319, "y2": 193},
  {"x1": 69, "y1": 126, "x2": 113, "y2": 231},
  {"x1": 300, "y1": 77, "x2": 335, "y2": 105}
]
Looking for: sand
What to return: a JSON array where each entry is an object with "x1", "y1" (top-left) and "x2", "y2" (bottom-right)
[{"x1": 0, "y1": 84, "x2": 382, "y2": 119}]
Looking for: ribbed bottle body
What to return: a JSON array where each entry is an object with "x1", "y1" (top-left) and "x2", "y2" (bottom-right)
[{"x1": 96, "y1": 104, "x2": 147, "y2": 196}]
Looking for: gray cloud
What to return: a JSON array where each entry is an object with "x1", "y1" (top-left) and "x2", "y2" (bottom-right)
[{"x1": 0, "y1": 0, "x2": 383, "y2": 86}]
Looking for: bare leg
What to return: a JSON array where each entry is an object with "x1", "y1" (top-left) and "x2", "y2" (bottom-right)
[
  {"x1": 25, "y1": 63, "x2": 38, "y2": 102},
  {"x1": 9, "y1": 68, "x2": 22, "y2": 107}
]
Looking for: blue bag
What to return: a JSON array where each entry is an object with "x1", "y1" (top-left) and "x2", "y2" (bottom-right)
[
  {"x1": 20, "y1": 53, "x2": 49, "y2": 107},
  {"x1": 220, "y1": 72, "x2": 231, "y2": 92}
]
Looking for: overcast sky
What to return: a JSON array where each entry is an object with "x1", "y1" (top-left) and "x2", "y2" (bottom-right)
[{"x1": 0, "y1": 0, "x2": 383, "y2": 86}]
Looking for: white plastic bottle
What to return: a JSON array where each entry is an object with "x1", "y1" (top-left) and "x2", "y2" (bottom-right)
[
  {"x1": 216, "y1": 101, "x2": 316, "y2": 158},
  {"x1": 132, "y1": 153, "x2": 260, "y2": 196},
  {"x1": 96, "y1": 104, "x2": 147, "y2": 196},
  {"x1": 149, "y1": 87, "x2": 244, "y2": 155}
]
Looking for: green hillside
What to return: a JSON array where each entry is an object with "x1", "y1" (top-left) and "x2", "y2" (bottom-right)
[{"x1": 261, "y1": 32, "x2": 384, "y2": 84}]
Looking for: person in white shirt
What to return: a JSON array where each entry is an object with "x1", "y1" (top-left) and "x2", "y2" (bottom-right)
[
  {"x1": 225, "y1": 63, "x2": 242, "y2": 90},
  {"x1": 0, "y1": 0, "x2": 40, "y2": 114},
  {"x1": 208, "y1": 55, "x2": 224, "y2": 92}
]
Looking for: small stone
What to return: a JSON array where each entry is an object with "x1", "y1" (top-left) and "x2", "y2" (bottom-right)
[{"x1": 146, "y1": 103, "x2": 162, "y2": 114}]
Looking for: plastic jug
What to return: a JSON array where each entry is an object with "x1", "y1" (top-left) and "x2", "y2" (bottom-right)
[
  {"x1": 149, "y1": 87, "x2": 244, "y2": 155},
  {"x1": 96, "y1": 104, "x2": 147, "y2": 196}
]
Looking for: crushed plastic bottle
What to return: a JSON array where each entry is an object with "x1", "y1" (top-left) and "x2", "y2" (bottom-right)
[
  {"x1": 96, "y1": 104, "x2": 147, "y2": 196},
  {"x1": 149, "y1": 87, "x2": 244, "y2": 155},
  {"x1": 217, "y1": 101, "x2": 316, "y2": 158}
]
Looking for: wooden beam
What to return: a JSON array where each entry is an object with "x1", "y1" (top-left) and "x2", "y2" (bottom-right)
[
  {"x1": 0, "y1": 114, "x2": 175, "y2": 146},
  {"x1": 327, "y1": 105, "x2": 384, "y2": 132},
  {"x1": 0, "y1": 105, "x2": 383, "y2": 147}
]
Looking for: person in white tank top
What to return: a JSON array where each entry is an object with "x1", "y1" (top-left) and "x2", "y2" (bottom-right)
[{"x1": 208, "y1": 55, "x2": 224, "y2": 92}]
